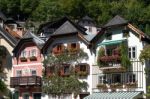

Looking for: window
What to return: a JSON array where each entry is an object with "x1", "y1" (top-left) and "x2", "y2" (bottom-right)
[
  {"x1": 31, "y1": 70, "x2": 36, "y2": 76},
  {"x1": 16, "y1": 70, "x2": 22, "y2": 77},
  {"x1": 80, "y1": 65, "x2": 87, "y2": 72},
  {"x1": 122, "y1": 29, "x2": 130, "y2": 37},
  {"x1": 99, "y1": 75, "x2": 106, "y2": 84},
  {"x1": 64, "y1": 66, "x2": 69, "y2": 74},
  {"x1": 127, "y1": 74, "x2": 136, "y2": 83},
  {"x1": 57, "y1": 45, "x2": 62, "y2": 51},
  {"x1": 112, "y1": 74, "x2": 121, "y2": 83},
  {"x1": 71, "y1": 43, "x2": 77, "y2": 49},
  {"x1": 23, "y1": 93, "x2": 29, "y2": 99},
  {"x1": 30, "y1": 49, "x2": 36, "y2": 57},
  {"x1": 33, "y1": 93, "x2": 41, "y2": 99},
  {"x1": 21, "y1": 50, "x2": 26, "y2": 57},
  {"x1": 89, "y1": 27, "x2": 92, "y2": 32},
  {"x1": 128, "y1": 46, "x2": 137, "y2": 59}
]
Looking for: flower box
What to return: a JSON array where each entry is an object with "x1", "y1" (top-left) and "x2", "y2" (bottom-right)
[
  {"x1": 20, "y1": 57, "x2": 27, "y2": 61},
  {"x1": 77, "y1": 71, "x2": 88, "y2": 76},
  {"x1": 29, "y1": 56, "x2": 37, "y2": 60},
  {"x1": 97, "y1": 84, "x2": 107, "y2": 89},
  {"x1": 110, "y1": 83, "x2": 123, "y2": 89},
  {"x1": 125, "y1": 82, "x2": 137, "y2": 88}
]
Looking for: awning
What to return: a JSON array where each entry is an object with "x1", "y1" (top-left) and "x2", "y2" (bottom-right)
[
  {"x1": 84, "y1": 92, "x2": 142, "y2": 99},
  {"x1": 98, "y1": 39, "x2": 127, "y2": 46}
]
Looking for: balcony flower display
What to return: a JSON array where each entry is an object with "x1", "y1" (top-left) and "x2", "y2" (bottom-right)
[
  {"x1": 97, "y1": 84, "x2": 107, "y2": 89},
  {"x1": 125, "y1": 82, "x2": 137, "y2": 88},
  {"x1": 110, "y1": 83, "x2": 123, "y2": 89},
  {"x1": 29, "y1": 56, "x2": 37, "y2": 60},
  {"x1": 77, "y1": 71, "x2": 88, "y2": 76}
]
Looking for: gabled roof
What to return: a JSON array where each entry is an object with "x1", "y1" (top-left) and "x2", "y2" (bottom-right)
[
  {"x1": 104, "y1": 15, "x2": 128, "y2": 27},
  {"x1": 0, "y1": 11, "x2": 7, "y2": 21},
  {"x1": 37, "y1": 16, "x2": 86, "y2": 34},
  {"x1": 13, "y1": 31, "x2": 45, "y2": 54},
  {"x1": 78, "y1": 15, "x2": 96, "y2": 27},
  {"x1": 53, "y1": 21, "x2": 86, "y2": 35},
  {"x1": 42, "y1": 32, "x2": 90, "y2": 54},
  {"x1": 82, "y1": 16, "x2": 94, "y2": 21},
  {"x1": 0, "y1": 27, "x2": 17, "y2": 47}
]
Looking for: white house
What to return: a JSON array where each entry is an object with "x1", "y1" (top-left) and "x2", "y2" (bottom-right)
[{"x1": 85, "y1": 15, "x2": 150, "y2": 99}]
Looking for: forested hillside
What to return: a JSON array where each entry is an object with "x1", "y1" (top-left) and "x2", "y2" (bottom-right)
[{"x1": 0, "y1": 0, "x2": 150, "y2": 35}]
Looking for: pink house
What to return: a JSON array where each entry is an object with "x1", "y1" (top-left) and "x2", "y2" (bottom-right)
[{"x1": 10, "y1": 31, "x2": 45, "y2": 99}]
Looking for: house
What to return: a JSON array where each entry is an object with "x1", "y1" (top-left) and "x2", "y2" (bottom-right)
[
  {"x1": 77, "y1": 15, "x2": 97, "y2": 34},
  {"x1": 10, "y1": 31, "x2": 45, "y2": 99},
  {"x1": 41, "y1": 17, "x2": 96, "y2": 99},
  {"x1": 4, "y1": 18, "x2": 24, "y2": 39},
  {"x1": 85, "y1": 15, "x2": 150, "y2": 99}
]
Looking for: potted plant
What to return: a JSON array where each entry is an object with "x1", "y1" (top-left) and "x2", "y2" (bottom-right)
[
  {"x1": 126, "y1": 82, "x2": 137, "y2": 88},
  {"x1": 110, "y1": 83, "x2": 123, "y2": 89},
  {"x1": 97, "y1": 83, "x2": 107, "y2": 89},
  {"x1": 97, "y1": 47, "x2": 107, "y2": 67}
]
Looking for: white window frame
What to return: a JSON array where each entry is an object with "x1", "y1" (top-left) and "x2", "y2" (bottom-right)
[
  {"x1": 30, "y1": 49, "x2": 37, "y2": 57},
  {"x1": 16, "y1": 70, "x2": 22, "y2": 77},
  {"x1": 21, "y1": 50, "x2": 27, "y2": 58},
  {"x1": 98, "y1": 75, "x2": 106, "y2": 84},
  {"x1": 128, "y1": 46, "x2": 137, "y2": 59},
  {"x1": 127, "y1": 74, "x2": 136, "y2": 83}
]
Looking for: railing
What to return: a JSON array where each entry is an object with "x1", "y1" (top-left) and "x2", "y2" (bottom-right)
[{"x1": 10, "y1": 76, "x2": 42, "y2": 88}]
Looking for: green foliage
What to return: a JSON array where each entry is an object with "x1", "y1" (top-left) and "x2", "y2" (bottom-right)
[
  {"x1": 120, "y1": 43, "x2": 131, "y2": 69},
  {"x1": 97, "y1": 47, "x2": 105, "y2": 67},
  {"x1": 139, "y1": 45, "x2": 150, "y2": 62},
  {"x1": 0, "y1": 0, "x2": 150, "y2": 34},
  {"x1": 43, "y1": 48, "x2": 88, "y2": 97}
]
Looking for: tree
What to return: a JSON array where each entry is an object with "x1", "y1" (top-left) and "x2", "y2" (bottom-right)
[
  {"x1": 42, "y1": 48, "x2": 89, "y2": 99},
  {"x1": 139, "y1": 45, "x2": 150, "y2": 98},
  {"x1": 0, "y1": 46, "x2": 8, "y2": 97}
]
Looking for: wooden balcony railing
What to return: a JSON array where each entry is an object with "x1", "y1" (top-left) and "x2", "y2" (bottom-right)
[
  {"x1": 99, "y1": 55, "x2": 121, "y2": 62},
  {"x1": 10, "y1": 76, "x2": 42, "y2": 88}
]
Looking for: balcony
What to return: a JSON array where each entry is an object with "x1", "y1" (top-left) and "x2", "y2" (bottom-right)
[
  {"x1": 95, "y1": 71, "x2": 142, "y2": 92},
  {"x1": 10, "y1": 76, "x2": 42, "y2": 88}
]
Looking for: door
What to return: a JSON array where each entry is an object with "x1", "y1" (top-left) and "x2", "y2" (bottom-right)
[
  {"x1": 33, "y1": 93, "x2": 41, "y2": 99},
  {"x1": 23, "y1": 93, "x2": 29, "y2": 99}
]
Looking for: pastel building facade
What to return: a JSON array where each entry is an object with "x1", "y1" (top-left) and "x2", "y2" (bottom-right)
[{"x1": 10, "y1": 31, "x2": 44, "y2": 99}]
